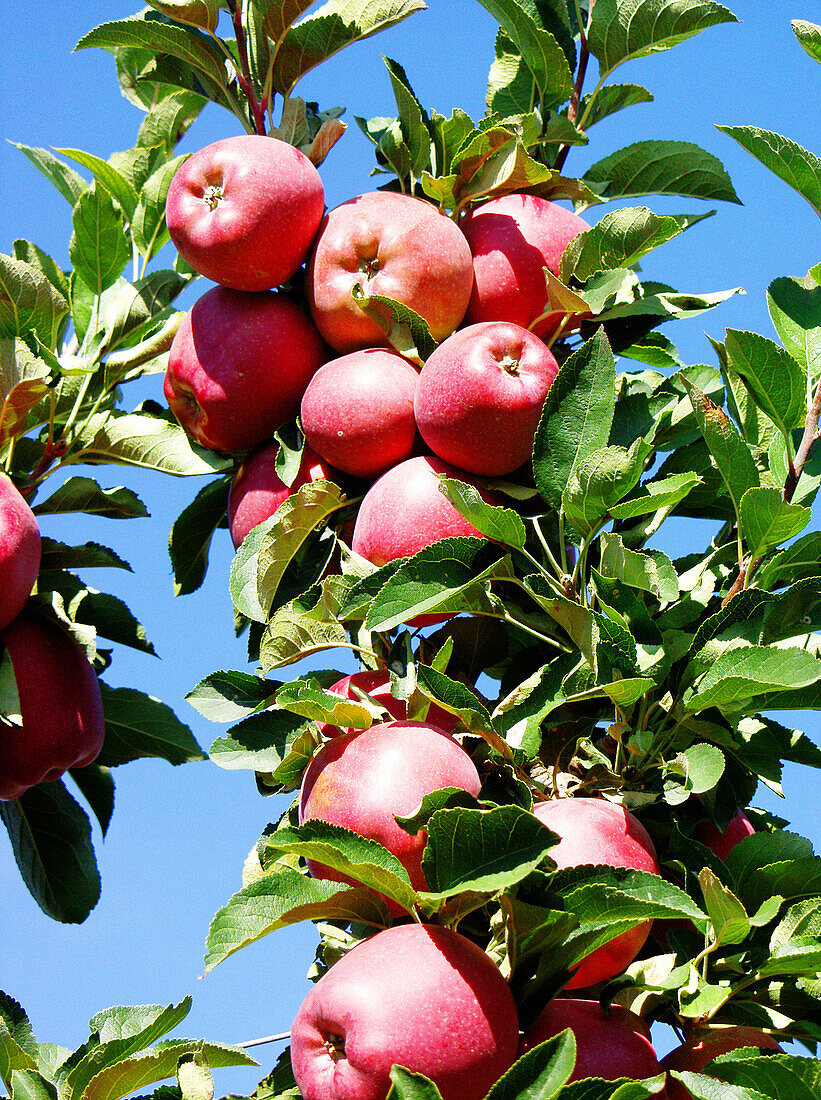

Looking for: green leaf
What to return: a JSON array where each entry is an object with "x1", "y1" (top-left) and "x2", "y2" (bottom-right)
[
  {"x1": 0, "y1": 782, "x2": 100, "y2": 924},
  {"x1": 386, "y1": 1066, "x2": 443, "y2": 1100},
  {"x1": 561, "y1": 208, "x2": 684, "y2": 283},
  {"x1": 145, "y1": 0, "x2": 220, "y2": 32},
  {"x1": 383, "y1": 57, "x2": 432, "y2": 178},
  {"x1": 767, "y1": 274, "x2": 821, "y2": 383},
  {"x1": 533, "y1": 329, "x2": 616, "y2": 511},
  {"x1": 69, "y1": 185, "x2": 131, "y2": 297},
  {"x1": 599, "y1": 533, "x2": 679, "y2": 602},
  {"x1": 132, "y1": 155, "x2": 188, "y2": 263},
  {"x1": 204, "y1": 870, "x2": 387, "y2": 971},
  {"x1": 583, "y1": 142, "x2": 739, "y2": 204},
  {"x1": 168, "y1": 475, "x2": 231, "y2": 596},
  {"x1": 272, "y1": 0, "x2": 426, "y2": 97},
  {"x1": 10, "y1": 1070, "x2": 58, "y2": 1100},
  {"x1": 74, "y1": 411, "x2": 231, "y2": 475},
  {"x1": 0, "y1": 341, "x2": 53, "y2": 447},
  {"x1": 421, "y1": 804, "x2": 558, "y2": 900},
  {"x1": 69, "y1": 764, "x2": 116, "y2": 838},
  {"x1": 608, "y1": 472, "x2": 702, "y2": 520},
  {"x1": 11, "y1": 143, "x2": 88, "y2": 207},
  {"x1": 208, "y1": 709, "x2": 311, "y2": 775},
  {"x1": 686, "y1": 645, "x2": 821, "y2": 712},
  {"x1": 676, "y1": 743, "x2": 725, "y2": 795},
  {"x1": 562, "y1": 440, "x2": 652, "y2": 537},
  {"x1": 0, "y1": 1004, "x2": 38, "y2": 1090},
  {"x1": 793, "y1": 19, "x2": 821, "y2": 63},
  {"x1": 587, "y1": 0, "x2": 739, "y2": 80},
  {"x1": 717, "y1": 125, "x2": 821, "y2": 217},
  {"x1": 185, "y1": 671, "x2": 275, "y2": 724},
  {"x1": 738, "y1": 486, "x2": 811, "y2": 561},
  {"x1": 55, "y1": 148, "x2": 140, "y2": 223},
  {"x1": 74, "y1": 1041, "x2": 255, "y2": 1100},
  {"x1": 349, "y1": 285, "x2": 436, "y2": 365},
  {"x1": 437, "y1": 478, "x2": 526, "y2": 548},
  {"x1": 274, "y1": 678, "x2": 377, "y2": 730},
  {"x1": 698, "y1": 867, "x2": 750, "y2": 947},
  {"x1": 484, "y1": 1031, "x2": 575, "y2": 1099},
  {"x1": 474, "y1": 0, "x2": 574, "y2": 111},
  {"x1": 0, "y1": 255, "x2": 69, "y2": 346},
  {"x1": 579, "y1": 83, "x2": 654, "y2": 128},
  {"x1": 97, "y1": 684, "x2": 204, "y2": 767},
  {"x1": 724, "y1": 329, "x2": 807, "y2": 439},
  {"x1": 33, "y1": 478, "x2": 148, "y2": 519}
]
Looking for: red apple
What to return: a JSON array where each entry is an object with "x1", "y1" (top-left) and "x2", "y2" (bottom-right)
[
  {"x1": 351, "y1": 455, "x2": 500, "y2": 567},
  {"x1": 0, "y1": 474, "x2": 41, "y2": 631},
  {"x1": 318, "y1": 669, "x2": 458, "y2": 738},
  {"x1": 532, "y1": 797, "x2": 660, "y2": 989},
  {"x1": 693, "y1": 809, "x2": 755, "y2": 860},
  {"x1": 460, "y1": 193, "x2": 589, "y2": 338},
  {"x1": 662, "y1": 1026, "x2": 782, "y2": 1100},
  {"x1": 164, "y1": 285, "x2": 327, "y2": 454},
  {"x1": 306, "y1": 191, "x2": 474, "y2": 354},
  {"x1": 290, "y1": 922, "x2": 519, "y2": 1100},
  {"x1": 165, "y1": 134, "x2": 325, "y2": 292},
  {"x1": 0, "y1": 611, "x2": 105, "y2": 800},
  {"x1": 299, "y1": 720, "x2": 481, "y2": 910},
  {"x1": 520, "y1": 998, "x2": 665, "y2": 1084},
  {"x1": 414, "y1": 321, "x2": 559, "y2": 476},
  {"x1": 227, "y1": 442, "x2": 336, "y2": 549},
  {"x1": 300, "y1": 348, "x2": 419, "y2": 479}
]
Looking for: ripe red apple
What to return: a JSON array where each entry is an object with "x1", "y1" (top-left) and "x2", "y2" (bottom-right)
[
  {"x1": 0, "y1": 474, "x2": 41, "y2": 631},
  {"x1": 317, "y1": 669, "x2": 458, "y2": 738},
  {"x1": 414, "y1": 321, "x2": 559, "y2": 476},
  {"x1": 164, "y1": 285, "x2": 327, "y2": 454},
  {"x1": 460, "y1": 193, "x2": 589, "y2": 339},
  {"x1": 306, "y1": 191, "x2": 474, "y2": 353},
  {"x1": 0, "y1": 611, "x2": 105, "y2": 800},
  {"x1": 662, "y1": 1026, "x2": 782, "y2": 1100},
  {"x1": 351, "y1": 455, "x2": 500, "y2": 567},
  {"x1": 300, "y1": 348, "x2": 420, "y2": 479},
  {"x1": 693, "y1": 809, "x2": 755, "y2": 860},
  {"x1": 227, "y1": 442, "x2": 336, "y2": 549},
  {"x1": 290, "y1": 922, "x2": 519, "y2": 1100},
  {"x1": 520, "y1": 998, "x2": 665, "y2": 1084},
  {"x1": 298, "y1": 720, "x2": 481, "y2": 909},
  {"x1": 532, "y1": 797, "x2": 660, "y2": 989},
  {"x1": 165, "y1": 134, "x2": 325, "y2": 292}
]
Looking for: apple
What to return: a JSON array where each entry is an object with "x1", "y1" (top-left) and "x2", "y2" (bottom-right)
[
  {"x1": 414, "y1": 321, "x2": 559, "y2": 476},
  {"x1": 164, "y1": 285, "x2": 327, "y2": 454},
  {"x1": 532, "y1": 797, "x2": 660, "y2": 989},
  {"x1": 227, "y1": 442, "x2": 336, "y2": 549},
  {"x1": 520, "y1": 998, "x2": 665, "y2": 1084},
  {"x1": 0, "y1": 610, "x2": 105, "y2": 800},
  {"x1": 165, "y1": 134, "x2": 325, "y2": 292},
  {"x1": 306, "y1": 191, "x2": 474, "y2": 354},
  {"x1": 0, "y1": 474, "x2": 41, "y2": 631},
  {"x1": 317, "y1": 669, "x2": 459, "y2": 738},
  {"x1": 299, "y1": 719, "x2": 481, "y2": 910},
  {"x1": 693, "y1": 808, "x2": 755, "y2": 860},
  {"x1": 290, "y1": 922, "x2": 520, "y2": 1100},
  {"x1": 300, "y1": 348, "x2": 420, "y2": 479},
  {"x1": 662, "y1": 1026, "x2": 782, "y2": 1100},
  {"x1": 351, "y1": 455, "x2": 500, "y2": 567},
  {"x1": 460, "y1": 193, "x2": 589, "y2": 339}
]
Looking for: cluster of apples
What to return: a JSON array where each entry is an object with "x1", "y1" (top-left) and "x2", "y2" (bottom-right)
[
  {"x1": 163, "y1": 134, "x2": 778, "y2": 1099},
  {"x1": 0, "y1": 475, "x2": 105, "y2": 800}
]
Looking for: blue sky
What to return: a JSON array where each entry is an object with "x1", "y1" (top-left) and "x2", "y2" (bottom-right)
[{"x1": 1, "y1": 0, "x2": 820, "y2": 1088}]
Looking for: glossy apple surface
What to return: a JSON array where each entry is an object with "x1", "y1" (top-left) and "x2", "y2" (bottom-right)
[
  {"x1": 532, "y1": 797, "x2": 660, "y2": 989},
  {"x1": 351, "y1": 455, "x2": 499, "y2": 567},
  {"x1": 662, "y1": 1026, "x2": 782, "y2": 1100},
  {"x1": 290, "y1": 922, "x2": 519, "y2": 1100},
  {"x1": 693, "y1": 808, "x2": 756, "y2": 860},
  {"x1": 0, "y1": 611, "x2": 105, "y2": 800},
  {"x1": 300, "y1": 348, "x2": 419, "y2": 479},
  {"x1": 228, "y1": 442, "x2": 335, "y2": 548},
  {"x1": 318, "y1": 669, "x2": 458, "y2": 738},
  {"x1": 415, "y1": 321, "x2": 559, "y2": 476},
  {"x1": 299, "y1": 720, "x2": 480, "y2": 908},
  {"x1": 460, "y1": 193, "x2": 589, "y2": 338},
  {"x1": 0, "y1": 474, "x2": 41, "y2": 631},
  {"x1": 165, "y1": 134, "x2": 325, "y2": 292},
  {"x1": 164, "y1": 285, "x2": 327, "y2": 454},
  {"x1": 306, "y1": 191, "x2": 474, "y2": 353},
  {"x1": 521, "y1": 998, "x2": 664, "y2": 1083}
]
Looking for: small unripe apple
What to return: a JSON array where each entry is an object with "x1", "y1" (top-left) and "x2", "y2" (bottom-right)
[
  {"x1": 318, "y1": 669, "x2": 458, "y2": 738},
  {"x1": 662, "y1": 1026, "x2": 782, "y2": 1100},
  {"x1": 165, "y1": 134, "x2": 325, "y2": 292},
  {"x1": 300, "y1": 348, "x2": 420, "y2": 479},
  {"x1": 351, "y1": 455, "x2": 500, "y2": 567},
  {"x1": 290, "y1": 923, "x2": 520, "y2": 1100},
  {"x1": 532, "y1": 797, "x2": 660, "y2": 989},
  {"x1": 460, "y1": 193, "x2": 589, "y2": 338},
  {"x1": 0, "y1": 474, "x2": 41, "y2": 631},
  {"x1": 520, "y1": 998, "x2": 665, "y2": 1083},
  {"x1": 227, "y1": 442, "x2": 336, "y2": 549},
  {"x1": 0, "y1": 611, "x2": 105, "y2": 800},
  {"x1": 299, "y1": 720, "x2": 481, "y2": 909},
  {"x1": 306, "y1": 191, "x2": 474, "y2": 353},
  {"x1": 164, "y1": 285, "x2": 327, "y2": 454},
  {"x1": 414, "y1": 321, "x2": 559, "y2": 476}
]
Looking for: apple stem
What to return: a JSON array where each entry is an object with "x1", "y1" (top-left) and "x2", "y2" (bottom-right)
[{"x1": 236, "y1": 1031, "x2": 291, "y2": 1048}]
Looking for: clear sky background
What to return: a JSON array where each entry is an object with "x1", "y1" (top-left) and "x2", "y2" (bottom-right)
[{"x1": 1, "y1": 0, "x2": 820, "y2": 1090}]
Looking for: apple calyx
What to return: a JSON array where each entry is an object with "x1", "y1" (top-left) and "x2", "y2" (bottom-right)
[
  {"x1": 497, "y1": 351, "x2": 521, "y2": 376},
  {"x1": 324, "y1": 1032, "x2": 346, "y2": 1062},
  {"x1": 203, "y1": 183, "x2": 225, "y2": 211}
]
